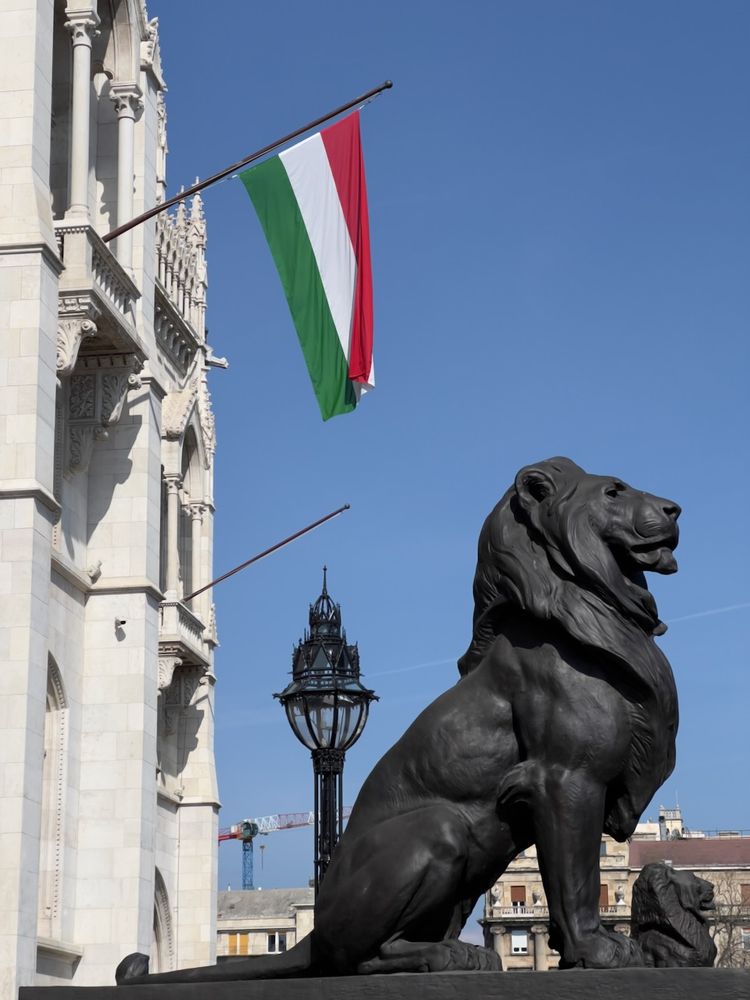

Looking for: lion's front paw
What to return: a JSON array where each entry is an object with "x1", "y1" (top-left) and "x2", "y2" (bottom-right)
[{"x1": 564, "y1": 929, "x2": 644, "y2": 970}]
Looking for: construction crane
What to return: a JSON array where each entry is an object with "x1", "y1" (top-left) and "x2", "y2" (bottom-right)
[{"x1": 218, "y1": 809, "x2": 352, "y2": 890}]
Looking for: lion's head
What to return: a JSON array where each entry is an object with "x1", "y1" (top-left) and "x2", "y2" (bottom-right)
[
  {"x1": 458, "y1": 457, "x2": 681, "y2": 675},
  {"x1": 631, "y1": 862, "x2": 717, "y2": 967}
]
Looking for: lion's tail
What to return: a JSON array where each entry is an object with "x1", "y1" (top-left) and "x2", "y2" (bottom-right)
[{"x1": 116, "y1": 934, "x2": 317, "y2": 985}]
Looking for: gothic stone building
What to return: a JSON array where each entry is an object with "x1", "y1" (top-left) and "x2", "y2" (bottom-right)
[{"x1": 0, "y1": 2, "x2": 223, "y2": 994}]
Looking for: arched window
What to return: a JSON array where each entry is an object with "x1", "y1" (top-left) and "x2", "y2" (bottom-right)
[
  {"x1": 37, "y1": 657, "x2": 68, "y2": 939},
  {"x1": 151, "y1": 869, "x2": 175, "y2": 973}
]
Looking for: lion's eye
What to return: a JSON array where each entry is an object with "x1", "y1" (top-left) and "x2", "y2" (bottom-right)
[{"x1": 605, "y1": 482, "x2": 626, "y2": 498}]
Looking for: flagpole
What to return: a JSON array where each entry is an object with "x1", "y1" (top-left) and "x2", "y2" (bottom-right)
[
  {"x1": 102, "y1": 80, "x2": 393, "y2": 244},
  {"x1": 183, "y1": 503, "x2": 351, "y2": 602}
]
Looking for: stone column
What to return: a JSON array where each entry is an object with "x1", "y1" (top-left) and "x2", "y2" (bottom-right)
[
  {"x1": 164, "y1": 475, "x2": 181, "y2": 598},
  {"x1": 64, "y1": 9, "x2": 100, "y2": 218},
  {"x1": 109, "y1": 84, "x2": 143, "y2": 273},
  {"x1": 188, "y1": 503, "x2": 204, "y2": 613},
  {"x1": 489, "y1": 925, "x2": 506, "y2": 969},
  {"x1": 531, "y1": 924, "x2": 548, "y2": 971}
]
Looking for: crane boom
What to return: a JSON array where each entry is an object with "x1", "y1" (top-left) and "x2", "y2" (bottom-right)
[{"x1": 218, "y1": 808, "x2": 352, "y2": 890}]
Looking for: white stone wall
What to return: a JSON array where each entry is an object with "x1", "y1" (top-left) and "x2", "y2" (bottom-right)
[{"x1": 0, "y1": 1, "x2": 221, "y2": 993}]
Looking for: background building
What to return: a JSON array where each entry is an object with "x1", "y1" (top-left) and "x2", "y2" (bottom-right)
[
  {"x1": 482, "y1": 808, "x2": 750, "y2": 971},
  {"x1": 0, "y1": 2, "x2": 222, "y2": 994},
  {"x1": 216, "y1": 889, "x2": 314, "y2": 962}
]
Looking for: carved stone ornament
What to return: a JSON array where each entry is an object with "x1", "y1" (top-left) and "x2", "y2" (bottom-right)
[
  {"x1": 110, "y1": 83, "x2": 144, "y2": 121},
  {"x1": 158, "y1": 654, "x2": 182, "y2": 692},
  {"x1": 141, "y1": 16, "x2": 165, "y2": 87},
  {"x1": 197, "y1": 372, "x2": 216, "y2": 460},
  {"x1": 162, "y1": 376, "x2": 200, "y2": 440},
  {"x1": 64, "y1": 9, "x2": 100, "y2": 46},
  {"x1": 68, "y1": 426, "x2": 95, "y2": 474},
  {"x1": 69, "y1": 373, "x2": 96, "y2": 420},
  {"x1": 57, "y1": 318, "x2": 97, "y2": 377},
  {"x1": 116, "y1": 458, "x2": 684, "y2": 985},
  {"x1": 66, "y1": 355, "x2": 143, "y2": 475}
]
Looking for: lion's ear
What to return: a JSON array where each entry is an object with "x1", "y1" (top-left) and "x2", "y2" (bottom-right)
[{"x1": 515, "y1": 465, "x2": 557, "y2": 507}]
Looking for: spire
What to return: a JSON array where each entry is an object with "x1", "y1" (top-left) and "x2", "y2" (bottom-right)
[{"x1": 309, "y1": 565, "x2": 340, "y2": 635}]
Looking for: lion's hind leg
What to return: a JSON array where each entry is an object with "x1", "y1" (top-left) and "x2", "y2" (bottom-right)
[{"x1": 358, "y1": 937, "x2": 501, "y2": 974}]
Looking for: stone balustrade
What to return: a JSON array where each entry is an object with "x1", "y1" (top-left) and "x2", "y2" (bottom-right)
[
  {"x1": 54, "y1": 220, "x2": 143, "y2": 359},
  {"x1": 159, "y1": 599, "x2": 210, "y2": 670}
]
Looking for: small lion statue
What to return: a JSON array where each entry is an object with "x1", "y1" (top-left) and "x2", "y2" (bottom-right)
[
  {"x1": 118, "y1": 457, "x2": 681, "y2": 983},
  {"x1": 631, "y1": 862, "x2": 717, "y2": 967}
]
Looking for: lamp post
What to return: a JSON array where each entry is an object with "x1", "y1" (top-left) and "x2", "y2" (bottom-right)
[{"x1": 275, "y1": 568, "x2": 377, "y2": 894}]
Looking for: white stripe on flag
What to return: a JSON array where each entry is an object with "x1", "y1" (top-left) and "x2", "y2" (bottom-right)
[{"x1": 280, "y1": 134, "x2": 357, "y2": 364}]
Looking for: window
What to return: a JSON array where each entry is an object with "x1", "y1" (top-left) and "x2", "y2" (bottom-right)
[
  {"x1": 267, "y1": 933, "x2": 287, "y2": 954},
  {"x1": 510, "y1": 885, "x2": 526, "y2": 907},
  {"x1": 227, "y1": 933, "x2": 249, "y2": 956},
  {"x1": 741, "y1": 929, "x2": 750, "y2": 952},
  {"x1": 599, "y1": 884, "x2": 609, "y2": 908},
  {"x1": 741, "y1": 884, "x2": 750, "y2": 908},
  {"x1": 510, "y1": 930, "x2": 528, "y2": 955},
  {"x1": 600, "y1": 841, "x2": 607, "y2": 857}
]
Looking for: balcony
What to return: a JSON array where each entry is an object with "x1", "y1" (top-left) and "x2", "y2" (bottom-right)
[
  {"x1": 493, "y1": 904, "x2": 630, "y2": 921},
  {"x1": 55, "y1": 221, "x2": 145, "y2": 359},
  {"x1": 159, "y1": 599, "x2": 210, "y2": 671}
]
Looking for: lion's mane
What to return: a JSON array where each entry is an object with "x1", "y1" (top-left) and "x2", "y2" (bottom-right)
[
  {"x1": 631, "y1": 863, "x2": 717, "y2": 968},
  {"x1": 458, "y1": 457, "x2": 666, "y2": 678}
]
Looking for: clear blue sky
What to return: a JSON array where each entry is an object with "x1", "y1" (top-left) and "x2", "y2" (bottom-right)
[{"x1": 156, "y1": 0, "x2": 750, "y2": 899}]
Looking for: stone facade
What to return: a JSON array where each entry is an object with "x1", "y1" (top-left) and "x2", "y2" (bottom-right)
[
  {"x1": 216, "y1": 889, "x2": 315, "y2": 961},
  {"x1": 0, "y1": 2, "x2": 223, "y2": 995},
  {"x1": 482, "y1": 809, "x2": 750, "y2": 971}
]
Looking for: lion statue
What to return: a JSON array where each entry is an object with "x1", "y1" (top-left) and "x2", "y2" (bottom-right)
[
  {"x1": 118, "y1": 457, "x2": 681, "y2": 983},
  {"x1": 631, "y1": 863, "x2": 717, "y2": 967}
]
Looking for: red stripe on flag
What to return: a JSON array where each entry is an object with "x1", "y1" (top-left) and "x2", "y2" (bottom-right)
[{"x1": 320, "y1": 112, "x2": 374, "y2": 385}]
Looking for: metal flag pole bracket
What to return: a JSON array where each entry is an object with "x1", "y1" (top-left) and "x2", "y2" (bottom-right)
[{"x1": 103, "y1": 80, "x2": 393, "y2": 244}]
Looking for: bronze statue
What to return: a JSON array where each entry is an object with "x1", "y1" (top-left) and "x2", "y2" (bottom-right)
[
  {"x1": 118, "y1": 457, "x2": 681, "y2": 982},
  {"x1": 631, "y1": 863, "x2": 717, "y2": 967}
]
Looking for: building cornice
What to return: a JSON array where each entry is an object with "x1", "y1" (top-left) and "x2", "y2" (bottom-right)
[
  {"x1": 0, "y1": 239, "x2": 64, "y2": 275},
  {"x1": 89, "y1": 577, "x2": 164, "y2": 603},
  {"x1": 0, "y1": 482, "x2": 61, "y2": 516}
]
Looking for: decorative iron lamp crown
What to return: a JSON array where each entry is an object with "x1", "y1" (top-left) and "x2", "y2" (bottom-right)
[
  {"x1": 275, "y1": 566, "x2": 376, "y2": 753},
  {"x1": 274, "y1": 567, "x2": 377, "y2": 892}
]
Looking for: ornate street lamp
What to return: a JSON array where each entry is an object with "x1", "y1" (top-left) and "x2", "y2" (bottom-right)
[{"x1": 275, "y1": 568, "x2": 377, "y2": 894}]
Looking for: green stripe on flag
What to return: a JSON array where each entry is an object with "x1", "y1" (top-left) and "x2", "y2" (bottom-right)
[{"x1": 241, "y1": 157, "x2": 356, "y2": 420}]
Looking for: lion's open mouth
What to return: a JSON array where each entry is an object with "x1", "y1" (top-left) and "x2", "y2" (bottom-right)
[{"x1": 621, "y1": 533, "x2": 679, "y2": 575}]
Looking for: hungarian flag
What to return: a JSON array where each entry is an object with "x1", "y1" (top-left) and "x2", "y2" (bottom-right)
[{"x1": 241, "y1": 111, "x2": 374, "y2": 421}]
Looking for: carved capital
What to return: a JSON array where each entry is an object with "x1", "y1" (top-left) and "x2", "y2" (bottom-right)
[
  {"x1": 110, "y1": 83, "x2": 144, "y2": 121},
  {"x1": 57, "y1": 317, "x2": 97, "y2": 376},
  {"x1": 164, "y1": 473, "x2": 182, "y2": 496},
  {"x1": 64, "y1": 8, "x2": 100, "y2": 46},
  {"x1": 188, "y1": 502, "x2": 205, "y2": 523}
]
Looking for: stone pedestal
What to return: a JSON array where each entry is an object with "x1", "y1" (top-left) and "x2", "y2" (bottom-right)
[{"x1": 18, "y1": 967, "x2": 750, "y2": 1000}]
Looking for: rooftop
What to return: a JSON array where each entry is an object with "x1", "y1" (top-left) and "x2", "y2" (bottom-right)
[
  {"x1": 217, "y1": 888, "x2": 314, "y2": 921},
  {"x1": 629, "y1": 837, "x2": 750, "y2": 869}
]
